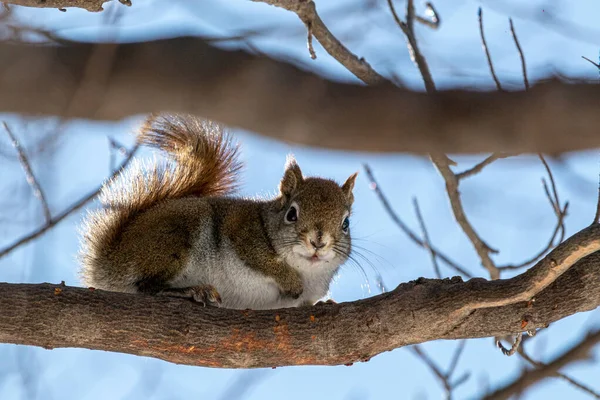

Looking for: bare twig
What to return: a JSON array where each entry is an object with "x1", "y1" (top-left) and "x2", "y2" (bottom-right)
[
  {"x1": 0, "y1": 144, "x2": 139, "y2": 259},
  {"x1": 305, "y1": 21, "x2": 316, "y2": 60},
  {"x1": 3, "y1": 122, "x2": 52, "y2": 224},
  {"x1": 456, "y1": 153, "x2": 512, "y2": 180},
  {"x1": 478, "y1": 8, "x2": 503, "y2": 91},
  {"x1": 254, "y1": 0, "x2": 386, "y2": 85},
  {"x1": 414, "y1": 2, "x2": 440, "y2": 29},
  {"x1": 582, "y1": 56, "x2": 600, "y2": 69},
  {"x1": 363, "y1": 164, "x2": 472, "y2": 278},
  {"x1": 413, "y1": 198, "x2": 441, "y2": 278},
  {"x1": 410, "y1": 342, "x2": 469, "y2": 400},
  {"x1": 430, "y1": 154, "x2": 500, "y2": 279},
  {"x1": 387, "y1": 0, "x2": 436, "y2": 93},
  {"x1": 499, "y1": 156, "x2": 568, "y2": 271},
  {"x1": 509, "y1": 18, "x2": 529, "y2": 90},
  {"x1": 497, "y1": 333, "x2": 523, "y2": 356}
]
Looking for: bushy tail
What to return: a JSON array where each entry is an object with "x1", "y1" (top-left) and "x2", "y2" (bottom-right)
[{"x1": 79, "y1": 113, "x2": 242, "y2": 288}]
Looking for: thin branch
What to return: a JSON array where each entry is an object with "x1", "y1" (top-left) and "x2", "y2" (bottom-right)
[
  {"x1": 582, "y1": 56, "x2": 600, "y2": 69},
  {"x1": 414, "y1": 2, "x2": 440, "y2": 29},
  {"x1": 387, "y1": 0, "x2": 436, "y2": 93},
  {"x1": 456, "y1": 153, "x2": 512, "y2": 180},
  {"x1": 518, "y1": 347, "x2": 600, "y2": 399},
  {"x1": 3, "y1": 122, "x2": 52, "y2": 224},
  {"x1": 499, "y1": 156, "x2": 568, "y2": 271},
  {"x1": 478, "y1": 8, "x2": 503, "y2": 91},
  {"x1": 411, "y1": 345, "x2": 454, "y2": 399},
  {"x1": 446, "y1": 341, "x2": 467, "y2": 380},
  {"x1": 254, "y1": 0, "x2": 386, "y2": 85},
  {"x1": 305, "y1": 21, "x2": 316, "y2": 60},
  {"x1": 485, "y1": 331, "x2": 600, "y2": 400},
  {"x1": 430, "y1": 154, "x2": 500, "y2": 279},
  {"x1": 509, "y1": 18, "x2": 529, "y2": 90},
  {"x1": 363, "y1": 164, "x2": 472, "y2": 278},
  {"x1": 413, "y1": 197, "x2": 442, "y2": 278},
  {"x1": 0, "y1": 144, "x2": 139, "y2": 259}
]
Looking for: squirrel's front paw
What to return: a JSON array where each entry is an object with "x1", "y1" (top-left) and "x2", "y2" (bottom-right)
[
  {"x1": 278, "y1": 278, "x2": 304, "y2": 299},
  {"x1": 190, "y1": 285, "x2": 222, "y2": 307}
]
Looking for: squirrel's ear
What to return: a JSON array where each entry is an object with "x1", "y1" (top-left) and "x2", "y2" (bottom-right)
[
  {"x1": 280, "y1": 155, "x2": 304, "y2": 198},
  {"x1": 341, "y1": 172, "x2": 358, "y2": 203}
]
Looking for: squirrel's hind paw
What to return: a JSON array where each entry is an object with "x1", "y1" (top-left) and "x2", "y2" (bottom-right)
[{"x1": 158, "y1": 285, "x2": 222, "y2": 307}]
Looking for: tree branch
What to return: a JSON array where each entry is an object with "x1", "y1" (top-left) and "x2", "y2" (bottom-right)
[
  {"x1": 484, "y1": 331, "x2": 600, "y2": 400},
  {"x1": 1, "y1": 223, "x2": 600, "y2": 368},
  {"x1": 2, "y1": 38, "x2": 600, "y2": 154},
  {"x1": 6, "y1": 0, "x2": 120, "y2": 12},
  {"x1": 253, "y1": 0, "x2": 386, "y2": 85}
]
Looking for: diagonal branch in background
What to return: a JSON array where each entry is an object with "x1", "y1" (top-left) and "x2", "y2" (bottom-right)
[
  {"x1": 253, "y1": 0, "x2": 386, "y2": 85},
  {"x1": 430, "y1": 153, "x2": 501, "y2": 279},
  {"x1": 363, "y1": 164, "x2": 472, "y2": 278},
  {"x1": 498, "y1": 155, "x2": 568, "y2": 271},
  {"x1": 3, "y1": 122, "x2": 52, "y2": 224},
  {"x1": 387, "y1": 0, "x2": 436, "y2": 93},
  {"x1": 1, "y1": 223, "x2": 599, "y2": 368},
  {"x1": 3, "y1": 38, "x2": 600, "y2": 154},
  {"x1": 478, "y1": 8, "x2": 503, "y2": 91},
  {"x1": 0, "y1": 144, "x2": 139, "y2": 259},
  {"x1": 484, "y1": 331, "x2": 600, "y2": 400},
  {"x1": 409, "y1": 341, "x2": 469, "y2": 400}
]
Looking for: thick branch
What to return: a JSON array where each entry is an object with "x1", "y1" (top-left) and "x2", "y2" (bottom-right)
[
  {"x1": 2, "y1": 38, "x2": 600, "y2": 154},
  {"x1": 1, "y1": 224, "x2": 599, "y2": 368}
]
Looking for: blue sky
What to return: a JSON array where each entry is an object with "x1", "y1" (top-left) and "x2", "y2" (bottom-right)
[{"x1": 0, "y1": 0, "x2": 599, "y2": 399}]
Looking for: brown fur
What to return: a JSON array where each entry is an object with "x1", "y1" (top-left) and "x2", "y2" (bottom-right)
[
  {"x1": 79, "y1": 114, "x2": 241, "y2": 292},
  {"x1": 79, "y1": 114, "x2": 357, "y2": 308}
]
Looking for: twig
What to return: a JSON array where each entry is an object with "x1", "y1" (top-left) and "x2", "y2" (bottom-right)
[
  {"x1": 582, "y1": 56, "x2": 600, "y2": 69},
  {"x1": 478, "y1": 8, "x2": 503, "y2": 91},
  {"x1": 456, "y1": 153, "x2": 512, "y2": 180},
  {"x1": 387, "y1": 0, "x2": 436, "y2": 93},
  {"x1": 254, "y1": 0, "x2": 386, "y2": 85},
  {"x1": 413, "y1": 197, "x2": 441, "y2": 278},
  {"x1": 509, "y1": 18, "x2": 529, "y2": 90},
  {"x1": 0, "y1": 144, "x2": 140, "y2": 259},
  {"x1": 305, "y1": 21, "x2": 316, "y2": 60},
  {"x1": 3, "y1": 122, "x2": 52, "y2": 224},
  {"x1": 429, "y1": 154, "x2": 500, "y2": 279},
  {"x1": 496, "y1": 333, "x2": 523, "y2": 356},
  {"x1": 518, "y1": 347, "x2": 600, "y2": 399},
  {"x1": 414, "y1": 2, "x2": 440, "y2": 29},
  {"x1": 363, "y1": 164, "x2": 472, "y2": 278},
  {"x1": 499, "y1": 156, "x2": 568, "y2": 270},
  {"x1": 410, "y1": 342, "x2": 470, "y2": 400}
]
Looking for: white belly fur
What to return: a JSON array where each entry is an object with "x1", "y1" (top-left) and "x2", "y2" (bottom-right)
[{"x1": 168, "y1": 237, "x2": 339, "y2": 310}]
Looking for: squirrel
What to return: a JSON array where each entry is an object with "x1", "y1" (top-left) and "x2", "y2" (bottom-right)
[{"x1": 79, "y1": 113, "x2": 357, "y2": 310}]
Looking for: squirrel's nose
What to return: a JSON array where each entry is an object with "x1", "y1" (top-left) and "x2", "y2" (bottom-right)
[{"x1": 310, "y1": 239, "x2": 327, "y2": 250}]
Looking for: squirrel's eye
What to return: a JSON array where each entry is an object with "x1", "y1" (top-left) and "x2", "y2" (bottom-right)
[
  {"x1": 342, "y1": 217, "x2": 350, "y2": 233},
  {"x1": 285, "y1": 205, "x2": 298, "y2": 223}
]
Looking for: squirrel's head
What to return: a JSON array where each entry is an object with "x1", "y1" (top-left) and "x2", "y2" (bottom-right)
[{"x1": 272, "y1": 155, "x2": 357, "y2": 271}]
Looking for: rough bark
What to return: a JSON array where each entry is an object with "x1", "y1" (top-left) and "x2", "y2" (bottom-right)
[
  {"x1": 7, "y1": 0, "x2": 113, "y2": 12},
  {"x1": 1, "y1": 224, "x2": 599, "y2": 368},
  {"x1": 2, "y1": 38, "x2": 600, "y2": 154}
]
